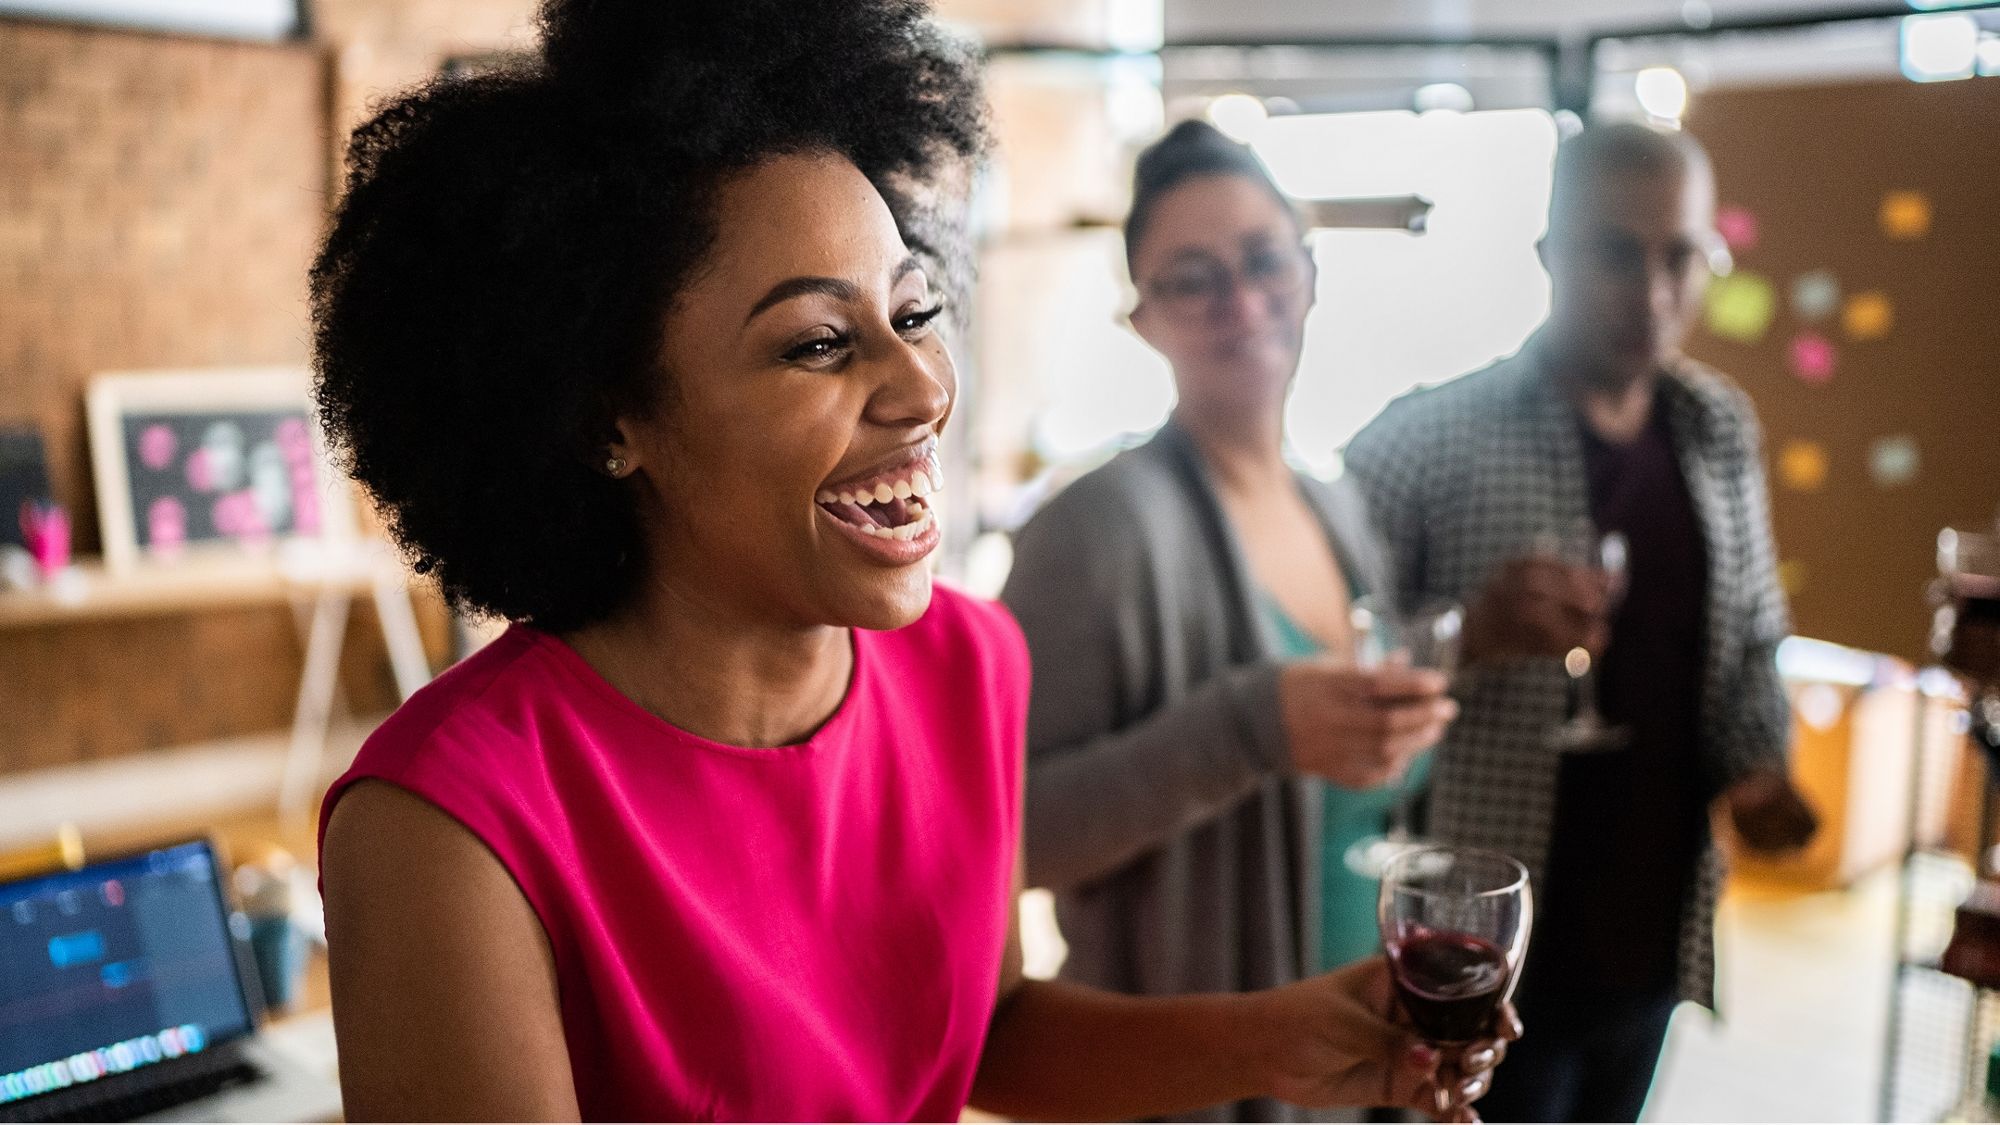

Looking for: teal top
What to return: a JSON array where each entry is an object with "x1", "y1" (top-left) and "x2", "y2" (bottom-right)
[{"x1": 1259, "y1": 593, "x2": 1431, "y2": 972}]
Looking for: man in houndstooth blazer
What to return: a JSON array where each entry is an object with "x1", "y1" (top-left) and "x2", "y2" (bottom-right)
[{"x1": 1344, "y1": 123, "x2": 1817, "y2": 1122}]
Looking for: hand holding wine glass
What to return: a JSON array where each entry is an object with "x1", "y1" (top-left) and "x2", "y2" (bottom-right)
[
  {"x1": 1460, "y1": 547, "x2": 1612, "y2": 666},
  {"x1": 1380, "y1": 846, "x2": 1533, "y2": 1122},
  {"x1": 1251, "y1": 957, "x2": 1520, "y2": 1121},
  {"x1": 1503, "y1": 523, "x2": 1630, "y2": 752},
  {"x1": 1278, "y1": 659, "x2": 1457, "y2": 790}
]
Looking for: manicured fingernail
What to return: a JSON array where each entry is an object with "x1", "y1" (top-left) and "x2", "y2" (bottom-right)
[{"x1": 1408, "y1": 1043, "x2": 1440, "y2": 1068}]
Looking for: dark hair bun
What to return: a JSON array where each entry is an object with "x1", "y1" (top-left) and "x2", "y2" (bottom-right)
[
  {"x1": 1125, "y1": 117, "x2": 1293, "y2": 271},
  {"x1": 1134, "y1": 119, "x2": 1267, "y2": 197}
]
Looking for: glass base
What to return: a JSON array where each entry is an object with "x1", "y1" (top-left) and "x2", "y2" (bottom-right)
[{"x1": 1551, "y1": 716, "x2": 1630, "y2": 754}]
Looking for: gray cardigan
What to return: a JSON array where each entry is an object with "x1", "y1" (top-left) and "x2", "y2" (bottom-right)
[{"x1": 1001, "y1": 420, "x2": 1391, "y2": 1123}]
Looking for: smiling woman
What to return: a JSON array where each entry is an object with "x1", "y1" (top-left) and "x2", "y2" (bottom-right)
[{"x1": 307, "y1": 1, "x2": 1508, "y2": 1121}]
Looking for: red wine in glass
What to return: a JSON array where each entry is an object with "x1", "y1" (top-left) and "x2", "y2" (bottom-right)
[
  {"x1": 1388, "y1": 925, "x2": 1513, "y2": 1043},
  {"x1": 1379, "y1": 846, "x2": 1531, "y2": 1042}
]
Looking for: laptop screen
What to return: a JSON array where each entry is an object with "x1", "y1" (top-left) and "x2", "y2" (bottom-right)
[{"x1": 0, "y1": 840, "x2": 255, "y2": 1107}]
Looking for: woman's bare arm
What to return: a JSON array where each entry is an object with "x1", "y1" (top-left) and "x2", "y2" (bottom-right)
[
  {"x1": 969, "y1": 842, "x2": 1508, "y2": 1122},
  {"x1": 321, "y1": 781, "x2": 580, "y2": 1122}
]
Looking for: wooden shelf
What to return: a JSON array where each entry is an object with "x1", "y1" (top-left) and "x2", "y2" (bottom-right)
[
  {"x1": 0, "y1": 546, "x2": 401, "y2": 630},
  {"x1": 0, "y1": 540, "x2": 432, "y2": 820}
]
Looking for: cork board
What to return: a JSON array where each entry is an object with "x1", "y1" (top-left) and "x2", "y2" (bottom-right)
[{"x1": 1682, "y1": 78, "x2": 2000, "y2": 665}]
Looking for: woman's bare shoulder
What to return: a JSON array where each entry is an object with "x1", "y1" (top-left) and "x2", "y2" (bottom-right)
[
  {"x1": 323, "y1": 780, "x2": 491, "y2": 883},
  {"x1": 321, "y1": 781, "x2": 580, "y2": 1121}
]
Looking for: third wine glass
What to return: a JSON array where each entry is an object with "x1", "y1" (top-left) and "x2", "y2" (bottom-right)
[{"x1": 1548, "y1": 526, "x2": 1629, "y2": 753}]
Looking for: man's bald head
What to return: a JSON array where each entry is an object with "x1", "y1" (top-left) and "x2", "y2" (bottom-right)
[
  {"x1": 1539, "y1": 121, "x2": 1720, "y2": 391},
  {"x1": 1548, "y1": 122, "x2": 1713, "y2": 240}
]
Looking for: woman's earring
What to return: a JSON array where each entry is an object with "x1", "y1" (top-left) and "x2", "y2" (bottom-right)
[{"x1": 604, "y1": 455, "x2": 627, "y2": 477}]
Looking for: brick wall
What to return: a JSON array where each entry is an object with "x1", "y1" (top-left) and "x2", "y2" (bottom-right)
[
  {"x1": 0, "y1": 6, "x2": 533, "y2": 772},
  {"x1": 0, "y1": 0, "x2": 1062, "y2": 772},
  {"x1": 0, "y1": 21, "x2": 325, "y2": 557}
]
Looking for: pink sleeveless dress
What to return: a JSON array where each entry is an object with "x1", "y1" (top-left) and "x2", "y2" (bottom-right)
[{"x1": 319, "y1": 586, "x2": 1026, "y2": 1121}]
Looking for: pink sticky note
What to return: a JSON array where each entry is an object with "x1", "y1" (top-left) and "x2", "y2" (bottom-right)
[
  {"x1": 275, "y1": 418, "x2": 311, "y2": 461},
  {"x1": 185, "y1": 447, "x2": 216, "y2": 493},
  {"x1": 147, "y1": 496, "x2": 187, "y2": 558},
  {"x1": 213, "y1": 490, "x2": 271, "y2": 547},
  {"x1": 1789, "y1": 333, "x2": 1837, "y2": 385},
  {"x1": 139, "y1": 424, "x2": 177, "y2": 471},
  {"x1": 1717, "y1": 205, "x2": 1759, "y2": 251}
]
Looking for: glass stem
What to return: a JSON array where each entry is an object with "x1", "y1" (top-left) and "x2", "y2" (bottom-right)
[
  {"x1": 1387, "y1": 768, "x2": 1417, "y2": 840},
  {"x1": 1566, "y1": 666, "x2": 1602, "y2": 725}
]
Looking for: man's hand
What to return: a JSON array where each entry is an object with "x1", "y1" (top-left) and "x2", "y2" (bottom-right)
[
  {"x1": 1462, "y1": 557, "x2": 1611, "y2": 665},
  {"x1": 1724, "y1": 771, "x2": 1819, "y2": 855}
]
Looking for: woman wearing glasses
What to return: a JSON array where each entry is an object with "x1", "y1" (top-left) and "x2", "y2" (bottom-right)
[{"x1": 1003, "y1": 120, "x2": 1475, "y2": 1122}]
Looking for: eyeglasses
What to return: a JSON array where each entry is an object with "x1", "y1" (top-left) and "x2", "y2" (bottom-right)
[{"x1": 1138, "y1": 244, "x2": 1312, "y2": 313}]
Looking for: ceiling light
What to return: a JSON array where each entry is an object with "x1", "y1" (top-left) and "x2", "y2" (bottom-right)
[
  {"x1": 1206, "y1": 94, "x2": 1268, "y2": 143},
  {"x1": 1902, "y1": 13, "x2": 1979, "y2": 81},
  {"x1": 1634, "y1": 67, "x2": 1689, "y2": 122},
  {"x1": 1414, "y1": 83, "x2": 1475, "y2": 114}
]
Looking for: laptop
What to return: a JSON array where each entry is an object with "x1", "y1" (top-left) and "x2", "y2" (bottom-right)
[{"x1": 0, "y1": 839, "x2": 342, "y2": 1123}]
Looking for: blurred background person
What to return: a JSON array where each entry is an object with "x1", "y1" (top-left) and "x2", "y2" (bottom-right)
[
  {"x1": 1342, "y1": 122, "x2": 1819, "y2": 1123},
  {"x1": 1002, "y1": 120, "x2": 1463, "y2": 1122}
]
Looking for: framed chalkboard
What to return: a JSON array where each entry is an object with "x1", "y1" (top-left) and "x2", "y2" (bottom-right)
[{"x1": 87, "y1": 369, "x2": 355, "y2": 575}]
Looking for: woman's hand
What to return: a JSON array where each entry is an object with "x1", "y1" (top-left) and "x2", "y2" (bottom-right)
[
  {"x1": 1279, "y1": 660, "x2": 1458, "y2": 787},
  {"x1": 1249, "y1": 959, "x2": 1521, "y2": 1122}
]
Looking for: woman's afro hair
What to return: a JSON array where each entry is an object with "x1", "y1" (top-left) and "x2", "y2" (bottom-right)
[{"x1": 310, "y1": 0, "x2": 986, "y2": 631}]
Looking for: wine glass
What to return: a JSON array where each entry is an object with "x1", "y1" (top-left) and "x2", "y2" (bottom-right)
[
  {"x1": 1935, "y1": 525, "x2": 2000, "y2": 770},
  {"x1": 1342, "y1": 597, "x2": 1464, "y2": 880},
  {"x1": 1546, "y1": 525, "x2": 1629, "y2": 753},
  {"x1": 1379, "y1": 846, "x2": 1533, "y2": 1116}
]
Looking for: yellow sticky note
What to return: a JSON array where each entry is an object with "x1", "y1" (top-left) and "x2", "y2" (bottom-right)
[
  {"x1": 1844, "y1": 291, "x2": 1894, "y2": 341},
  {"x1": 1706, "y1": 272, "x2": 1776, "y2": 345},
  {"x1": 1779, "y1": 440, "x2": 1829, "y2": 492},
  {"x1": 1881, "y1": 191, "x2": 1932, "y2": 240}
]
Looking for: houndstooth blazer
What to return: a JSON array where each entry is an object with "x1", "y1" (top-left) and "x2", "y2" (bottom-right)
[{"x1": 1341, "y1": 339, "x2": 1793, "y2": 1009}]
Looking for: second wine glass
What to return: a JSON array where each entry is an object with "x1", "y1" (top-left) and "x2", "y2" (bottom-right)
[{"x1": 1342, "y1": 596, "x2": 1463, "y2": 880}]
